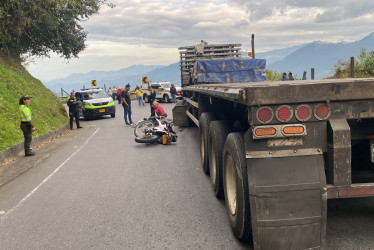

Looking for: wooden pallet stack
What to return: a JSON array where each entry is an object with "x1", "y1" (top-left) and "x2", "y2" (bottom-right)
[{"x1": 178, "y1": 41, "x2": 242, "y2": 86}]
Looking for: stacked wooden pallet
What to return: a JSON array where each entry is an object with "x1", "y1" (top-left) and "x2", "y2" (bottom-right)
[{"x1": 178, "y1": 41, "x2": 242, "y2": 86}]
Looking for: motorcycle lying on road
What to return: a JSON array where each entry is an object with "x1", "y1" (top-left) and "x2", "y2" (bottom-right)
[{"x1": 134, "y1": 116, "x2": 177, "y2": 144}]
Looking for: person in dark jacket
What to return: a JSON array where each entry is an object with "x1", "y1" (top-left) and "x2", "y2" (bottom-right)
[
  {"x1": 66, "y1": 92, "x2": 82, "y2": 130},
  {"x1": 170, "y1": 84, "x2": 177, "y2": 103},
  {"x1": 149, "y1": 86, "x2": 156, "y2": 116}
]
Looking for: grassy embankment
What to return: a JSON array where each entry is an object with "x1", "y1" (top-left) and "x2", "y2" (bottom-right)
[{"x1": 0, "y1": 53, "x2": 68, "y2": 151}]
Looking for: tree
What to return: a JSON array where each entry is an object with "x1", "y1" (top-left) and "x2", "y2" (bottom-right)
[
  {"x1": 332, "y1": 48, "x2": 374, "y2": 78},
  {"x1": 0, "y1": 0, "x2": 114, "y2": 59}
]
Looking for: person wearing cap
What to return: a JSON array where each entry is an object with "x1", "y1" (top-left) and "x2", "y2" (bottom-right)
[
  {"x1": 19, "y1": 95, "x2": 36, "y2": 156},
  {"x1": 281, "y1": 72, "x2": 288, "y2": 81},
  {"x1": 121, "y1": 84, "x2": 133, "y2": 125},
  {"x1": 66, "y1": 92, "x2": 82, "y2": 130}
]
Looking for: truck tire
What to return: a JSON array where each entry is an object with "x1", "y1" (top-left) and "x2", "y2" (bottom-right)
[
  {"x1": 163, "y1": 94, "x2": 170, "y2": 103},
  {"x1": 208, "y1": 121, "x2": 231, "y2": 199},
  {"x1": 199, "y1": 112, "x2": 215, "y2": 174},
  {"x1": 223, "y1": 132, "x2": 251, "y2": 240}
]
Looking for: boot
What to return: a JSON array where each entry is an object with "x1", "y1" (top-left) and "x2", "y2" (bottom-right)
[{"x1": 25, "y1": 151, "x2": 35, "y2": 157}]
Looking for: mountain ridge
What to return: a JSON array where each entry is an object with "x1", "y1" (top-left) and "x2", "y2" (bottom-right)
[{"x1": 44, "y1": 32, "x2": 374, "y2": 93}]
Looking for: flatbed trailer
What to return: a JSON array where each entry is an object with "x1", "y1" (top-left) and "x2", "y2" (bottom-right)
[{"x1": 173, "y1": 75, "x2": 374, "y2": 249}]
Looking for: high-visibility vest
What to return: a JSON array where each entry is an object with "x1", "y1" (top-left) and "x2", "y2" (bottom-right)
[{"x1": 20, "y1": 104, "x2": 32, "y2": 122}]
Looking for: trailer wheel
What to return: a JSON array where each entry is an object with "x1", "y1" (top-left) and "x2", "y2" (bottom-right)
[
  {"x1": 199, "y1": 112, "x2": 215, "y2": 174},
  {"x1": 208, "y1": 121, "x2": 231, "y2": 199},
  {"x1": 223, "y1": 132, "x2": 251, "y2": 240}
]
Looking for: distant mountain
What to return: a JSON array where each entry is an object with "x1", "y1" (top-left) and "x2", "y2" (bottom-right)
[
  {"x1": 44, "y1": 32, "x2": 374, "y2": 93},
  {"x1": 267, "y1": 32, "x2": 374, "y2": 79},
  {"x1": 45, "y1": 65, "x2": 164, "y2": 93}
]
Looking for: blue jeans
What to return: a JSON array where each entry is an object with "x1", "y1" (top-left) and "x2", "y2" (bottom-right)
[
  {"x1": 136, "y1": 96, "x2": 144, "y2": 106},
  {"x1": 123, "y1": 105, "x2": 132, "y2": 124},
  {"x1": 172, "y1": 94, "x2": 176, "y2": 103}
]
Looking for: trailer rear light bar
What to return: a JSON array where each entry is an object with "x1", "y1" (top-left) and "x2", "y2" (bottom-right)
[
  {"x1": 253, "y1": 124, "x2": 307, "y2": 139},
  {"x1": 255, "y1": 103, "x2": 330, "y2": 124}
]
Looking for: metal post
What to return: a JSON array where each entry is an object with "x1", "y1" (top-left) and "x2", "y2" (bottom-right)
[
  {"x1": 311, "y1": 68, "x2": 315, "y2": 80},
  {"x1": 302, "y1": 71, "x2": 307, "y2": 80},
  {"x1": 251, "y1": 34, "x2": 255, "y2": 59},
  {"x1": 350, "y1": 57, "x2": 354, "y2": 78}
]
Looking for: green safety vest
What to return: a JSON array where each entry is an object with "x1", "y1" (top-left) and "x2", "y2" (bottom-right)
[{"x1": 20, "y1": 104, "x2": 32, "y2": 122}]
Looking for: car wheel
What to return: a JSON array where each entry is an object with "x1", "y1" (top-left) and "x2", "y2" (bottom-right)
[
  {"x1": 144, "y1": 95, "x2": 150, "y2": 103},
  {"x1": 110, "y1": 113, "x2": 115, "y2": 118},
  {"x1": 163, "y1": 95, "x2": 170, "y2": 103}
]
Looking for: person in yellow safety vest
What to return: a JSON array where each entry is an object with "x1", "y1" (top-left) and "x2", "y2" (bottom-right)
[{"x1": 19, "y1": 95, "x2": 37, "y2": 156}]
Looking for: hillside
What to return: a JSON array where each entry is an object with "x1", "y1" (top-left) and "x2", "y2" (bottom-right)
[{"x1": 0, "y1": 53, "x2": 68, "y2": 151}]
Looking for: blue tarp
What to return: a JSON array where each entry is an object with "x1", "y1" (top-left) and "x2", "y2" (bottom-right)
[{"x1": 194, "y1": 58, "x2": 267, "y2": 83}]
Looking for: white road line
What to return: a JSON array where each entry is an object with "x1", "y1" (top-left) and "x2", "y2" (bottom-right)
[{"x1": 0, "y1": 128, "x2": 100, "y2": 222}]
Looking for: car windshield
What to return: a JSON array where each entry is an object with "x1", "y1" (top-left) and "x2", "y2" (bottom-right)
[
  {"x1": 83, "y1": 91, "x2": 108, "y2": 100},
  {"x1": 161, "y1": 83, "x2": 171, "y2": 89}
]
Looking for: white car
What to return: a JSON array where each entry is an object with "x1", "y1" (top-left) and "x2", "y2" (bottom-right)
[{"x1": 142, "y1": 81, "x2": 182, "y2": 103}]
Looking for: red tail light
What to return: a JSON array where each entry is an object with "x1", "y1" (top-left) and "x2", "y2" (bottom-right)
[
  {"x1": 276, "y1": 106, "x2": 293, "y2": 122},
  {"x1": 257, "y1": 107, "x2": 273, "y2": 124},
  {"x1": 314, "y1": 104, "x2": 330, "y2": 120},
  {"x1": 296, "y1": 105, "x2": 311, "y2": 121}
]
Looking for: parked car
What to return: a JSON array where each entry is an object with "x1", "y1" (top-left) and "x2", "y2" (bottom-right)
[
  {"x1": 75, "y1": 88, "x2": 116, "y2": 120},
  {"x1": 141, "y1": 81, "x2": 182, "y2": 103}
]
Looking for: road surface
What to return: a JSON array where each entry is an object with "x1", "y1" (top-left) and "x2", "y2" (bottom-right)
[{"x1": 0, "y1": 101, "x2": 374, "y2": 249}]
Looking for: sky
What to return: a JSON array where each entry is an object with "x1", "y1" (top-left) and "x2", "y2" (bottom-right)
[{"x1": 26, "y1": 0, "x2": 374, "y2": 81}]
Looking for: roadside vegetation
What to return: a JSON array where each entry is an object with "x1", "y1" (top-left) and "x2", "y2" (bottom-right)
[
  {"x1": 332, "y1": 48, "x2": 374, "y2": 78},
  {"x1": 0, "y1": 1, "x2": 113, "y2": 151},
  {"x1": 0, "y1": 53, "x2": 68, "y2": 151}
]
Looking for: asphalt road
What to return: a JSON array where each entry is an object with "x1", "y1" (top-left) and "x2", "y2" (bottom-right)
[{"x1": 1, "y1": 101, "x2": 374, "y2": 249}]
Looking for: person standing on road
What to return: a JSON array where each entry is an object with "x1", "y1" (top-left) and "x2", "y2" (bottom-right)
[
  {"x1": 149, "y1": 86, "x2": 156, "y2": 117},
  {"x1": 170, "y1": 84, "x2": 177, "y2": 104},
  {"x1": 121, "y1": 84, "x2": 133, "y2": 125},
  {"x1": 108, "y1": 87, "x2": 113, "y2": 99},
  {"x1": 66, "y1": 92, "x2": 82, "y2": 130},
  {"x1": 111, "y1": 86, "x2": 117, "y2": 101},
  {"x1": 19, "y1": 95, "x2": 37, "y2": 156},
  {"x1": 135, "y1": 86, "x2": 145, "y2": 106},
  {"x1": 117, "y1": 86, "x2": 122, "y2": 104}
]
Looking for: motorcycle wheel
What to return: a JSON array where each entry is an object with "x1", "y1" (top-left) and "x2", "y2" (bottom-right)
[
  {"x1": 134, "y1": 120, "x2": 155, "y2": 137},
  {"x1": 135, "y1": 134, "x2": 159, "y2": 143}
]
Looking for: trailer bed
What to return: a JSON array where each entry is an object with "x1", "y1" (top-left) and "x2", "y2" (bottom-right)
[{"x1": 184, "y1": 78, "x2": 374, "y2": 105}]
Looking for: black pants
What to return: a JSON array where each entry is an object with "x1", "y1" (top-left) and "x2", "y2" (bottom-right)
[
  {"x1": 150, "y1": 100, "x2": 155, "y2": 116},
  {"x1": 20, "y1": 122, "x2": 32, "y2": 154},
  {"x1": 69, "y1": 111, "x2": 80, "y2": 128}
]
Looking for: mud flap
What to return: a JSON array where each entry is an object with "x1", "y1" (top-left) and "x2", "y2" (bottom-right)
[{"x1": 247, "y1": 154, "x2": 327, "y2": 250}]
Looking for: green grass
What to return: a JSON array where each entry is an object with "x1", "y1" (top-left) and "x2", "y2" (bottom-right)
[{"x1": 0, "y1": 53, "x2": 68, "y2": 151}]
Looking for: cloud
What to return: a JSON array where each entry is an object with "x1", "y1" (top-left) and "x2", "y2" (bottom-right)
[{"x1": 26, "y1": 0, "x2": 374, "y2": 81}]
